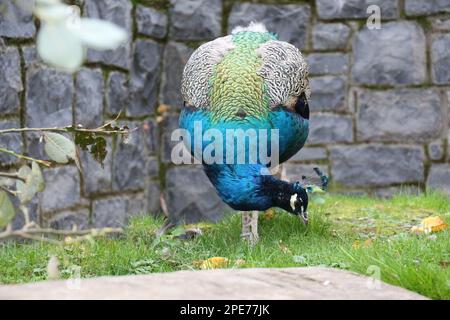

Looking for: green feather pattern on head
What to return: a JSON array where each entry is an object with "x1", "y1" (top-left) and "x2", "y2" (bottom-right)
[{"x1": 209, "y1": 31, "x2": 276, "y2": 122}]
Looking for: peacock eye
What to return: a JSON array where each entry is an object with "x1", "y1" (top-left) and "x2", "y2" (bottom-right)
[{"x1": 294, "y1": 92, "x2": 309, "y2": 120}]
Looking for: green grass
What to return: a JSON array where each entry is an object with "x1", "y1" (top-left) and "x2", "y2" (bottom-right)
[{"x1": 0, "y1": 192, "x2": 449, "y2": 299}]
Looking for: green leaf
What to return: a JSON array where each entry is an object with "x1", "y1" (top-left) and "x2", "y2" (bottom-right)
[
  {"x1": 90, "y1": 136, "x2": 107, "y2": 166},
  {"x1": 16, "y1": 163, "x2": 46, "y2": 204},
  {"x1": 32, "y1": 162, "x2": 45, "y2": 193},
  {"x1": 44, "y1": 132, "x2": 76, "y2": 164},
  {"x1": 74, "y1": 132, "x2": 108, "y2": 167},
  {"x1": 0, "y1": 191, "x2": 15, "y2": 228}
]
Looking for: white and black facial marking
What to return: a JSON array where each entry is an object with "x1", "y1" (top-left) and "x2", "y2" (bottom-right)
[{"x1": 289, "y1": 193, "x2": 305, "y2": 213}]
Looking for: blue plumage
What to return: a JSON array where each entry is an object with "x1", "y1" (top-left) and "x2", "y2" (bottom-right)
[{"x1": 179, "y1": 24, "x2": 314, "y2": 230}]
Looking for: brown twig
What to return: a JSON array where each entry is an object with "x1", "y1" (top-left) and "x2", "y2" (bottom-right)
[
  {"x1": 0, "y1": 147, "x2": 52, "y2": 167},
  {"x1": 0, "y1": 226, "x2": 123, "y2": 244},
  {"x1": 0, "y1": 185, "x2": 17, "y2": 196},
  {"x1": 0, "y1": 172, "x2": 25, "y2": 182}
]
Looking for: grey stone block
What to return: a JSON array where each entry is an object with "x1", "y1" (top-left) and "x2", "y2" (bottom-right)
[
  {"x1": 10, "y1": 197, "x2": 38, "y2": 230},
  {"x1": 307, "y1": 53, "x2": 349, "y2": 76},
  {"x1": 357, "y1": 89, "x2": 443, "y2": 142},
  {"x1": 92, "y1": 194, "x2": 153, "y2": 227},
  {"x1": 428, "y1": 139, "x2": 444, "y2": 161},
  {"x1": 290, "y1": 147, "x2": 328, "y2": 162},
  {"x1": 373, "y1": 185, "x2": 421, "y2": 199},
  {"x1": 312, "y1": 23, "x2": 351, "y2": 50},
  {"x1": 316, "y1": 0, "x2": 398, "y2": 20},
  {"x1": 284, "y1": 163, "x2": 329, "y2": 184},
  {"x1": 84, "y1": 0, "x2": 132, "y2": 69},
  {"x1": 106, "y1": 71, "x2": 128, "y2": 115},
  {"x1": 431, "y1": 34, "x2": 450, "y2": 84},
  {"x1": 22, "y1": 45, "x2": 39, "y2": 67},
  {"x1": 40, "y1": 166, "x2": 81, "y2": 213},
  {"x1": 143, "y1": 119, "x2": 159, "y2": 155},
  {"x1": 0, "y1": 46, "x2": 22, "y2": 114},
  {"x1": 75, "y1": 68, "x2": 104, "y2": 128},
  {"x1": 147, "y1": 181, "x2": 161, "y2": 214},
  {"x1": 352, "y1": 22, "x2": 426, "y2": 86},
  {"x1": 160, "y1": 42, "x2": 194, "y2": 108},
  {"x1": 448, "y1": 91, "x2": 450, "y2": 126},
  {"x1": 309, "y1": 76, "x2": 347, "y2": 111},
  {"x1": 81, "y1": 138, "x2": 112, "y2": 195},
  {"x1": 113, "y1": 123, "x2": 158, "y2": 191},
  {"x1": 427, "y1": 164, "x2": 450, "y2": 195},
  {"x1": 92, "y1": 196, "x2": 128, "y2": 228},
  {"x1": 330, "y1": 144, "x2": 424, "y2": 187},
  {"x1": 26, "y1": 65, "x2": 73, "y2": 128},
  {"x1": 165, "y1": 166, "x2": 228, "y2": 223},
  {"x1": 228, "y1": 3, "x2": 311, "y2": 50},
  {"x1": 129, "y1": 39, "x2": 163, "y2": 116},
  {"x1": 169, "y1": 0, "x2": 222, "y2": 41},
  {"x1": 136, "y1": 5, "x2": 167, "y2": 39},
  {"x1": 432, "y1": 17, "x2": 450, "y2": 31},
  {"x1": 308, "y1": 114, "x2": 354, "y2": 144},
  {"x1": 405, "y1": 0, "x2": 450, "y2": 16},
  {"x1": 0, "y1": 0, "x2": 35, "y2": 38},
  {"x1": 0, "y1": 119, "x2": 23, "y2": 165},
  {"x1": 160, "y1": 114, "x2": 180, "y2": 163},
  {"x1": 48, "y1": 209, "x2": 90, "y2": 230},
  {"x1": 447, "y1": 130, "x2": 450, "y2": 162},
  {"x1": 126, "y1": 193, "x2": 147, "y2": 216}
]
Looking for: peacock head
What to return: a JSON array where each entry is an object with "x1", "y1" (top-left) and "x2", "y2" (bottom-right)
[{"x1": 288, "y1": 182, "x2": 309, "y2": 225}]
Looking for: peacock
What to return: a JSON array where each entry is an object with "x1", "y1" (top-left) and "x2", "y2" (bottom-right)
[{"x1": 179, "y1": 22, "x2": 326, "y2": 243}]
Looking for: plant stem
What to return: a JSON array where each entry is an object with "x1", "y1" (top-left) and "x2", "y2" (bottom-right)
[
  {"x1": 0, "y1": 172, "x2": 25, "y2": 182},
  {"x1": 0, "y1": 226, "x2": 123, "y2": 243},
  {"x1": 0, "y1": 147, "x2": 52, "y2": 167},
  {"x1": 0, "y1": 123, "x2": 131, "y2": 135}
]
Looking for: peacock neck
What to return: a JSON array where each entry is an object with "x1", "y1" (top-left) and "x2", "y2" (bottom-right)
[{"x1": 203, "y1": 163, "x2": 295, "y2": 212}]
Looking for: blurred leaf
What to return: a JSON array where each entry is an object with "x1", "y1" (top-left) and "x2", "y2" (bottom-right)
[
  {"x1": 0, "y1": 190, "x2": 15, "y2": 227},
  {"x1": 199, "y1": 257, "x2": 229, "y2": 270},
  {"x1": 32, "y1": 162, "x2": 45, "y2": 193},
  {"x1": 44, "y1": 132, "x2": 76, "y2": 164},
  {"x1": 16, "y1": 163, "x2": 45, "y2": 204},
  {"x1": 262, "y1": 208, "x2": 275, "y2": 220},
  {"x1": 410, "y1": 216, "x2": 448, "y2": 234}
]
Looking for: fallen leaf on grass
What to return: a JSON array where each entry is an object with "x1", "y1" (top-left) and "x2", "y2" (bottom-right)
[
  {"x1": 410, "y1": 216, "x2": 448, "y2": 234},
  {"x1": 278, "y1": 240, "x2": 291, "y2": 254},
  {"x1": 352, "y1": 238, "x2": 373, "y2": 249},
  {"x1": 262, "y1": 209, "x2": 275, "y2": 220},
  {"x1": 198, "y1": 257, "x2": 229, "y2": 270}
]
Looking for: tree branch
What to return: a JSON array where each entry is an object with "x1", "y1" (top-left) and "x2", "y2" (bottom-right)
[
  {"x1": 0, "y1": 127, "x2": 130, "y2": 135},
  {"x1": 0, "y1": 225, "x2": 123, "y2": 244},
  {"x1": 0, "y1": 147, "x2": 52, "y2": 167},
  {"x1": 0, "y1": 172, "x2": 25, "y2": 182}
]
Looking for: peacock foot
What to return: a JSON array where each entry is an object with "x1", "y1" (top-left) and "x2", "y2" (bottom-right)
[{"x1": 241, "y1": 211, "x2": 259, "y2": 245}]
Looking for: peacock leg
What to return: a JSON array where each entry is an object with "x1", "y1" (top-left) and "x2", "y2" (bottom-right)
[{"x1": 241, "y1": 211, "x2": 259, "y2": 244}]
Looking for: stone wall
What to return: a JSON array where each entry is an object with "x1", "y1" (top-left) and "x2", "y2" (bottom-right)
[{"x1": 0, "y1": 0, "x2": 449, "y2": 228}]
